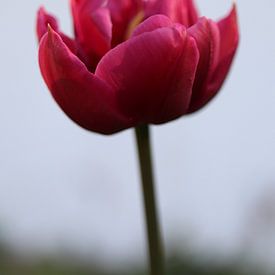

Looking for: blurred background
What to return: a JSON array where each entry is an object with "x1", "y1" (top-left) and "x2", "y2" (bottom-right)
[{"x1": 1, "y1": 0, "x2": 275, "y2": 274}]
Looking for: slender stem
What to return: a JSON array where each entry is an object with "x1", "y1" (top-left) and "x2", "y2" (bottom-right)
[{"x1": 135, "y1": 125, "x2": 165, "y2": 275}]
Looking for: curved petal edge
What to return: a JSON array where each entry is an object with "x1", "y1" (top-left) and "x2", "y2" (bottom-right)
[
  {"x1": 188, "y1": 4, "x2": 239, "y2": 113},
  {"x1": 39, "y1": 27, "x2": 133, "y2": 134}
]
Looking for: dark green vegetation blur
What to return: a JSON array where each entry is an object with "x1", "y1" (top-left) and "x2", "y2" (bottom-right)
[{"x1": 0, "y1": 244, "x2": 266, "y2": 275}]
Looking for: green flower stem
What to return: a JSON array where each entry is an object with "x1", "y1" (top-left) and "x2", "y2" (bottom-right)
[{"x1": 135, "y1": 125, "x2": 165, "y2": 275}]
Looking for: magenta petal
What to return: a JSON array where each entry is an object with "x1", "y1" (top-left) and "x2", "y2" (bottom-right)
[
  {"x1": 188, "y1": 5, "x2": 239, "y2": 113},
  {"x1": 108, "y1": 0, "x2": 143, "y2": 46},
  {"x1": 187, "y1": 17, "x2": 220, "y2": 112},
  {"x1": 37, "y1": 7, "x2": 59, "y2": 41},
  {"x1": 39, "y1": 28, "x2": 133, "y2": 134},
  {"x1": 131, "y1": 15, "x2": 173, "y2": 37},
  {"x1": 70, "y1": 0, "x2": 112, "y2": 70},
  {"x1": 208, "y1": 5, "x2": 239, "y2": 95},
  {"x1": 145, "y1": 0, "x2": 199, "y2": 27},
  {"x1": 36, "y1": 7, "x2": 77, "y2": 54},
  {"x1": 96, "y1": 26, "x2": 199, "y2": 124}
]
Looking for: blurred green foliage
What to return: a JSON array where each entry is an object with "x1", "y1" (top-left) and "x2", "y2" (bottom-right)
[{"x1": 0, "y1": 245, "x2": 265, "y2": 275}]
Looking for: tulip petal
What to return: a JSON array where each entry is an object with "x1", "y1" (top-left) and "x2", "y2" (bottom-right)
[
  {"x1": 108, "y1": 0, "x2": 143, "y2": 46},
  {"x1": 208, "y1": 5, "x2": 239, "y2": 96},
  {"x1": 96, "y1": 25, "x2": 199, "y2": 124},
  {"x1": 70, "y1": 0, "x2": 112, "y2": 71},
  {"x1": 145, "y1": 0, "x2": 199, "y2": 27},
  {"x1": 187, "y1": 17, "x2": 220, "y2": 112},
  {"x1": 131, "y1": 14, "x2": 174, "y2": 37},
  {"x1": 39, "y1": 27, "x2": 133, "y2": 134},
  {"x1": 188, "y1": 5, "x2": 239, "y2": 112},
  {"x1": 36, "y1": 7, "x2": 77, "y2": 54}
]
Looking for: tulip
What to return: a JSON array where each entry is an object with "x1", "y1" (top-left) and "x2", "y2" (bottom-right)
[
  {"x1": 37, "y1": 0, "x2": 239, "y2": 135},
  {"x1": 36, "y1": 3, "x2": 239, "y2": 275}
]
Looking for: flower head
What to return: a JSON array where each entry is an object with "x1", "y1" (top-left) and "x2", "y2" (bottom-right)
[{"x1": 37, "y1": 0, "x2": 239, "y2": 134}]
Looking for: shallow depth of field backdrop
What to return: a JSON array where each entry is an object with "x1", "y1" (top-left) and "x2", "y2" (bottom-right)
[{"x1": 0, "y1": 0, "x2": 275, "y2": 272}]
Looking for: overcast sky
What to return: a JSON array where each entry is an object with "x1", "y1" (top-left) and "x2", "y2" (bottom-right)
[{"x1": 0, "y1": 0, "x2": 275, "y2": 270}]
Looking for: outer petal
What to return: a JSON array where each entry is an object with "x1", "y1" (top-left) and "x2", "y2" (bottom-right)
[
  {"x1": 39, "y1": 27, "x2": 133, "y2": 134},
  {"x1": 188, "y1": 5, "x2": 239, "y2": 113},
  {"x1": 208, "y1": 5, "x2": 239, "y2": 97},
  {"x1": 70, "y1": 0, "x2": 112, "y2": 71},
  {"x1": 187, "y1": 17, "x2": 220, "y2": 112},
  {"x1": 144, "y1": 0, "x2": 199, "y2": 27},
  {"x1": 96, "y1": 21, "x2": 199, "y2": 124},
  {"x1": 107, "y1": 0, "x2": 143, "y2": 46},
  {"x1": 36, "y1": 7, "x2": 77, "y2": 54}
]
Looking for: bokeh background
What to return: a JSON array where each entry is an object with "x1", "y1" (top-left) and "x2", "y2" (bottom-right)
[{"x1": 1, "y1": 0, "x2": 275, "y2": 274}]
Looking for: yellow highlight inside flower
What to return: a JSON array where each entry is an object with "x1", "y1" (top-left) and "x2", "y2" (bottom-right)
[{"x1": 125, "y1": 11, "x2": 145, "y2": 39}]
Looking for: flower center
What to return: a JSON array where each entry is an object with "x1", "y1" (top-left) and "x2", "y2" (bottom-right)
[{"x1": 125, "y1": 11, "x2": 144, "y2": 39}]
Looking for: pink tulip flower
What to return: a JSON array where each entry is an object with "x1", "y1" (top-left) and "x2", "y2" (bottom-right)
[{"x1": 37, "y1": 0, "x2": 239, "y2": 134}]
